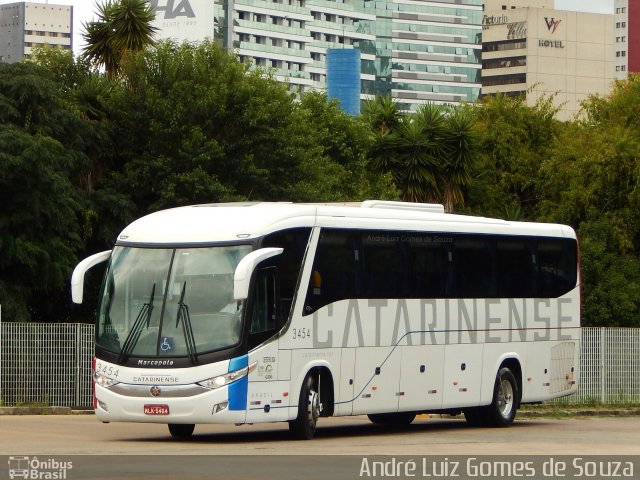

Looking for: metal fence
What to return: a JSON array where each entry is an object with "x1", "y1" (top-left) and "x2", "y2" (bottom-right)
[
  {"x1": 557, "y1": 327, "x2": 640, "y2": 404},
  {"x1": 0, "y1": 321, "x2": 94, "y2": 407},
  {"x1": 0, "y1": 321, "x2": 639, "y2": 407}
]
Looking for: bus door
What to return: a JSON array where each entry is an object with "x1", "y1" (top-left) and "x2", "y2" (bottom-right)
[{"x1": 335, "y1": 347, "x2": 355, "y2": 415}]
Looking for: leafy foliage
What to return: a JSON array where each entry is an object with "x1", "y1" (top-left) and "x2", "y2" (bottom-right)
[
  {"x1": 0, "y1": 62, "x2": 88, "y2": 321},
  {"x1": 364, "y1": 98, "x2": 479, "y2": 211}
]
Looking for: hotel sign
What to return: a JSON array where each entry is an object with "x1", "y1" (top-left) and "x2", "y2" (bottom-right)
[
  {"x1": 506, "y1": 21, "x2": 526, "y2": 39},
  {"x1": 539, "y1": 39, "x2": 564, "y2": 48},
  {"x1": 483, "y1": 14, "x2": 508, "y2": 25},
  {"x1": 544, "y1": 17, "x2": 562, "y2": 34},
  {"x1": 539, "y1": 15, "x2": 564, "y2": 48},
  {"x1": 482, "y1": 14, "x2": 508, "y2": 30}
]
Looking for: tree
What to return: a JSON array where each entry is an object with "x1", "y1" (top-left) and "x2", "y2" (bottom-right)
[
  {"x1": 440, "y1": 106, "x2": 478, "y2": 213},
  {"x1": 362, "y1": 95, "x2": 402, "y2": 135},
  {"x1": 0, "y1": 62, "x2": 89, "y2": 322},
  {"x1": 91, "y1": 40, "x2": 379, "y2": 224},
  {"x1": 465, "y1": 92, "x2": 560, "y2": 220},
  {"x1": 533, "y1": 77, "x2": 640, "y2": 327},
  {"x1": 298, "y1": 92, "x2": 396, "y2": 201},
  {"x1": 364, "y1": 99, "x2": 478, "y2": 211},
  {"x1": 81, "y1": 0, "x2": 157, "y2": 78}
]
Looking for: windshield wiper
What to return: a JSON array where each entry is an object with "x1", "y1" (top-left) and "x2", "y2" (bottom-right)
[
  {"x1": 176, "y1": 282, "x2": 198, "y2": 365},
  {"x1": 118, "y1": 283, "x2": 155, "y2": 363}
]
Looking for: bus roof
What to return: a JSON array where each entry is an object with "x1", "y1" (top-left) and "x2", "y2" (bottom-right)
[{"x1": 116, "y1": 201, "x2": 575, "y2": 245}]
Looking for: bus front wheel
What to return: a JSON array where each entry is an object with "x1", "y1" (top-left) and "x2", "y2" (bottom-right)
[
  {"x1": 289, "y1": 373, "x2": 321, "y2": 440},
  {"x1": 168, "y1": 423, "x2": 195, "y2": 438}
]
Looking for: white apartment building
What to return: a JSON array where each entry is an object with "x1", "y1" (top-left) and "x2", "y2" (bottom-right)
[{"x1": 0, "y1": 2, "x2": 72, "y2": 63}]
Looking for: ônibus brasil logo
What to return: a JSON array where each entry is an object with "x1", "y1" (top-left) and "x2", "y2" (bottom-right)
[{"x1": 8, "y1": 456, "x2": 73, "y2": 480}]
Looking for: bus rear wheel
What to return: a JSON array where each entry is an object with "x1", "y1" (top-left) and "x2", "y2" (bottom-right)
[
  {"x1": 168, "y1": 423, "x2": 195, "y2": 438},
  {"x1": 367, "y1": 412, "x2": 416, "y2": 425},
  {"x1": 289, "y1": 373, "x2": 321, "y2": 440},
  {"x1": 464, "y1": 367, "x2": 518, "y2": 427},
  {"x1": 485, "y1": 367, "x2": 519, "y2": 427}
]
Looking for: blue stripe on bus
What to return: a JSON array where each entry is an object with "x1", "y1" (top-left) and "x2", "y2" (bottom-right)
[{"x1": 228, "y1": 355, "x2": 248, "y2": 411}]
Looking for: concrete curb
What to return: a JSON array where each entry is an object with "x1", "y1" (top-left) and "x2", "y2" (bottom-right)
[
  {"x1": 0, "y1": 406, "x2": 72, "y2": 415},
  {"x1": 519, "y1": 409, "x2": 640, "y2": 418},
  {"x1": 0, "y1": 407, "x2": 95, "y2": 415}
]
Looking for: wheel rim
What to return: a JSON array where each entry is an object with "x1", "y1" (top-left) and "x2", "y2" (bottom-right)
[
  {"x1": 498, "y1": 378, "x2": 514, "y2": 418},
  {"x1": 307, "y1": 388, "x2": 320, "y2": 428}
]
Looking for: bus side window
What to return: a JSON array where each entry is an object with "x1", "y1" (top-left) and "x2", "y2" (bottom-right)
[
  {"x1": 304, "y1": 230, "x2": 358, "y2": 315},
  {"x1": 248, "y1": 267, "x2": 278, "y2": 350},
  {"x1": 261, "y1": 228, "x2": 312, "y2": 321}
]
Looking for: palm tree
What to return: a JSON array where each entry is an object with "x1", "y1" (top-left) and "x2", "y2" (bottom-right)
[
  {"x1": 364, "y1": 97, "x2": 478, "y2": 210},
  {"x1": 440, "y1": 106, "x2": 479, "y2": 212},
  {"x1": 81, "y1": 0, "x2": 157, "y2": 78},
  {"x1": 362, "y1": 95, "x2": 401, "y2": 135}
]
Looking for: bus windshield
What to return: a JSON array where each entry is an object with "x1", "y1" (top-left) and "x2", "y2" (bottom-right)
[{"x1": 97, "y1": 245, "x2": 252, "y2": 359}]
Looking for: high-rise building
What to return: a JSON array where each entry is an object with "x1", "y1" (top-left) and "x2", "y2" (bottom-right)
[
  {"x1": 614, "y1": 0, "x2": 639, "y2": 78},
  {"x1": 0, "y1": 2, "x2": 72, "y2": 63},
  {"x1": 481, "y1": 0, "x2": 614, "y2": 120},
  {"x1": 149, "y1": 0, "x2": 482, "y2": 112}
]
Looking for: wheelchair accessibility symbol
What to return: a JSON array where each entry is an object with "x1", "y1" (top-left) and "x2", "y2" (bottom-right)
[{"x1": 160, "y1": 337, "x2": 174, "y2": 352}]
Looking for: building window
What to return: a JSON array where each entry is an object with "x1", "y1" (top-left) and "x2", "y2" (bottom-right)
[
  {"x1": 482, "y1": 39, "x2": 527, "y2": 52},
  {"x1": 482, "y1": 56, "x2": 526, "y2": 69},
  {"x1": 481, "y1": 73, "x2": 526, "y2": 87}
]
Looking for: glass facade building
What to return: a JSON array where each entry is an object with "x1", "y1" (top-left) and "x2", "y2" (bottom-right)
[
  {"x1": 327, "y1": 48, "x2": 361, "y2": 114},
  {"x1": 207, "y1": 0, "x2": 482, "y2": 111}
]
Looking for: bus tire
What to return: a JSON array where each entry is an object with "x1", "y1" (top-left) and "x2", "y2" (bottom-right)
[
  {"x1": 485, "y1": 367, "x2": 518, "y2": 427},
  {"x1": 367, "y1": 412, "x2": 416, "y2": 425},
  {"x1": 168, "y1": 423, "x2": 195, "y2": 438},
  {"x1": 289, "y1": 373, "x2": 321, "y2": 440}
]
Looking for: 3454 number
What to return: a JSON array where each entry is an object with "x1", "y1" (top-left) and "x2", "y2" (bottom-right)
[{"x1": 292, "y1": 328, "x2": 311, "y2": 340}]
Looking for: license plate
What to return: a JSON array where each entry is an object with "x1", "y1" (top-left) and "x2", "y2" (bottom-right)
[{"x1": 144, "y1": 404, "x2": 170, "y2": 415}]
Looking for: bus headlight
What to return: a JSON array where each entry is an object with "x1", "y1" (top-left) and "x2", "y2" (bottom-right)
[
  {"x1": 198, "y1": 362, "x2": 257, "y2": 390},
  {"x1": 93, "y1": 372, "x2": 119, "y2": 388}
]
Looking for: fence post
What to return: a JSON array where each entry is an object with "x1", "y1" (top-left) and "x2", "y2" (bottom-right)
[
  {"x1": 75, "y1": 323, "x2": 81, "y2": 407},
  {"x1": 599, "y1": 327, "x2": 606, "y2": 403},
  {"x1": 0, "y1": 305, "x2": 3, "y2": 406}
]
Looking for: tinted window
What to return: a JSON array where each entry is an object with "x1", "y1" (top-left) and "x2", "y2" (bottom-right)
[
  {"x1": 304, "y1": 230, "x2": 358, "y2": 314},
  {"x1": 261, "y1": 228, "x2": 312, "y2": 320},
  {"x1": 303, "y1": 229, "x2": 577, "y2": 315}
]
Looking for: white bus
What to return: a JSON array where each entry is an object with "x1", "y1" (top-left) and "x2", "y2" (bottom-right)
[{"x1": 71, "y1": 201, "x2": 580, "y2": 439}]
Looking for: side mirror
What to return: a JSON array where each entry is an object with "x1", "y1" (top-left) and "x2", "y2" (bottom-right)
[
  {"x1": 71, "y1": 250, "x2": 112, "y2": 304},
  {"x1": 233, "y1": 248, "x2": 283, "y2": 301}
]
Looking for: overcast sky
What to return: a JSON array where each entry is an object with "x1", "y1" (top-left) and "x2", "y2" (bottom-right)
[{"x1": 0, "y1": 0, "x2": 616, "y2": 56}]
